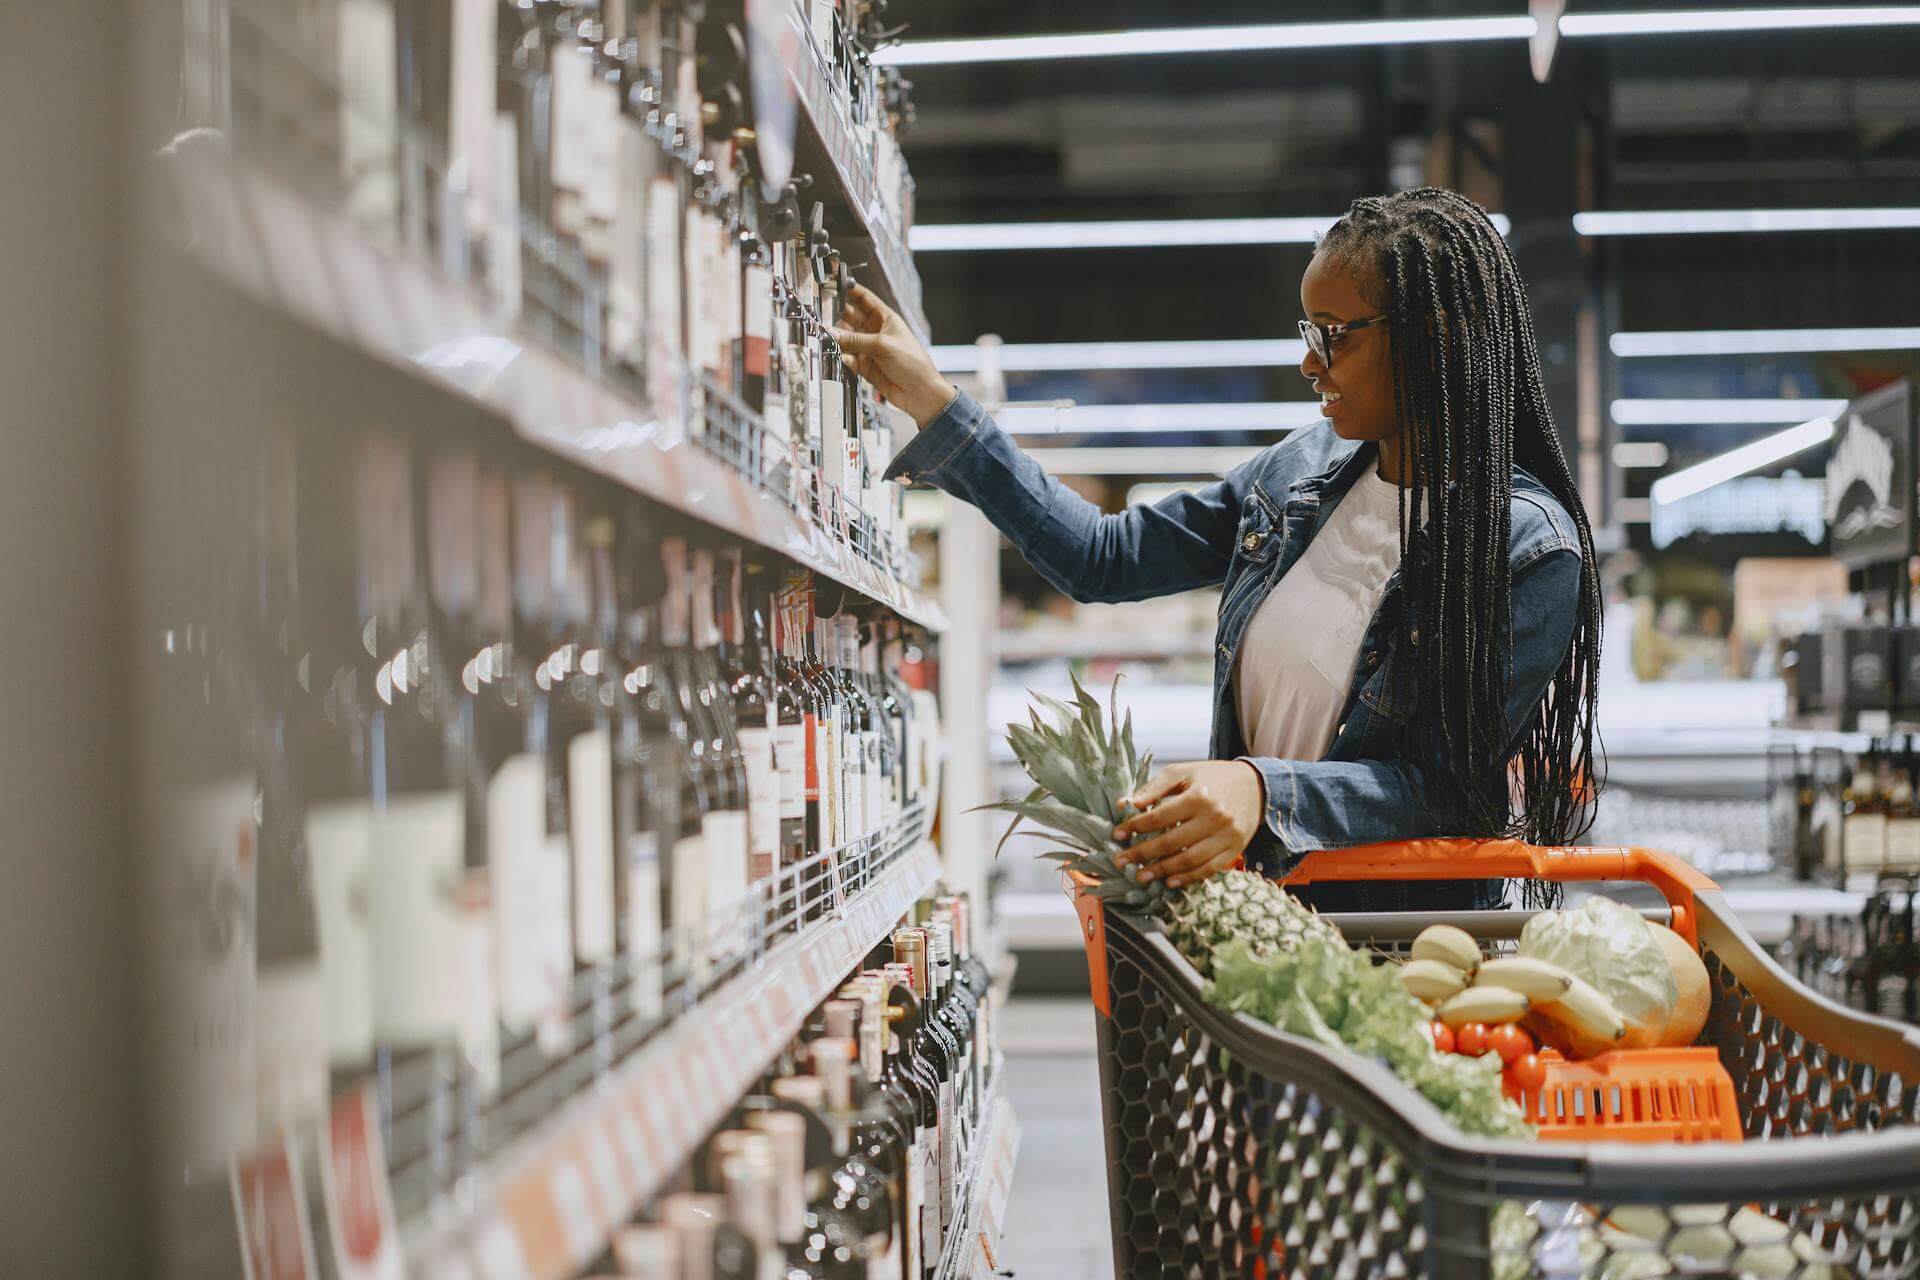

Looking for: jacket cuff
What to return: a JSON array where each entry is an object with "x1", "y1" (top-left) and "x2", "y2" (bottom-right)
[
  {"x1": 883, "y1": 388, "x2": 976, "y2": 487},
  {"x1": 1236, "y1": 755, "x2": 1299, "y2": 877}
]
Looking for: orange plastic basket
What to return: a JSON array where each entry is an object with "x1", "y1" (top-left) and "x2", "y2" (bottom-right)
[{"x1": 1515, "y1": 1047, "x2": 1744, "y2": 1144}]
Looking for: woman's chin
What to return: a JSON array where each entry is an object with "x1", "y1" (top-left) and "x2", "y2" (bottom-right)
[{"x1": 1326, "y1": 412, "x2": 1392, "y2": 442}]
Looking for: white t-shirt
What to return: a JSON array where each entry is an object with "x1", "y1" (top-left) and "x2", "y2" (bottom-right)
[{"x1": 1234, "y1": 465, "x2": 1404, "y2": 760}]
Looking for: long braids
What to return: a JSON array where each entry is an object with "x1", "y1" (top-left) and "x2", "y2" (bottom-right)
[{"x1": 1319, "y1": 189, "x2": 1603, "y2": 876}]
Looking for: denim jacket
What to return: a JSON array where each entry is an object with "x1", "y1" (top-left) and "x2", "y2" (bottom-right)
[{"x1": 887, "y1": 391, "x2": 1584, "y2": 911}]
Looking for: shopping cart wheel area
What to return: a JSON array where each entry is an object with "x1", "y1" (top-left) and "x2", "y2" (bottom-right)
[{"x1": 1068, "y1": 838, "x2": 1920, "y2": 1279}]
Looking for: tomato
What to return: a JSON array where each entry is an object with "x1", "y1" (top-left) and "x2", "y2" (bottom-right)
[
  {"x1": 1511, "y1": 1052, "x2": 1547, "y2": 1093},
  {"x1": 1429, "y1": 1020, "x2": 1456, "y2": 1054},
  {"x1": 1487, "y1": 1023, "x2": 1535, "y2": 1065},
  {"x1": 1454, "y1": 1022, "x2": 1489, "y2": 1057}
]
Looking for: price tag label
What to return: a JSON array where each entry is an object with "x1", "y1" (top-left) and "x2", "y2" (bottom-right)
[
  {"x1": 230, "y1": 1136, "x2": 320, "y2": 1280},
  {"x1": 581, "y1": 1130, "x2": 629, "y2": 1227},
  {"x1": 471, "y1": 1218, "x2": 533, "y2": 1280},
  {"x1": 317, "y1": 1088, "x2": 404, "y2": 1280},
  {"x1": 611, "y1": 1102, "x2": 652, "y2": 1193},
  {"x1": 545, "y1": 1158, "x2": 600, "y2": 1266}
]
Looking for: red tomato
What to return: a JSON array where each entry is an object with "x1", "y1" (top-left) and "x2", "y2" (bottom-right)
[
  {"x1": 1454, "y1": 1022, "x2": 1489, "y2": 1057},
  {"x1": 1487, "y1": 1023, "x2": 1535, "y2": 1065},
  {"x1": 1511, "y1": 1052, "x2": 1547, "y2": 1093},
  {"x1": 1429, "y1": 1021, "x2": 1456, "y2": 1054}
]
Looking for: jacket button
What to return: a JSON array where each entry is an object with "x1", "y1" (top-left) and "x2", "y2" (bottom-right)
[
  {"x1": 1409, "y1": 628, "x2": 1419, "y2": 646},
  {"x1": 1337, "y1": 721, "x2": 1348, "y2": 737},
  {"x1": 1365, "y1": 651, "x2": 1380, "y2": 669},
  {"x1": 1242, "y1": 531, "x2": 1263, "y2": 553}
]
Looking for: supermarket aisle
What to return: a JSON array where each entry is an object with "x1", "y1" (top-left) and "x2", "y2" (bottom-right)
[{"x1": 997, "y1": 998, "x2": 1116, "y2": 1280}]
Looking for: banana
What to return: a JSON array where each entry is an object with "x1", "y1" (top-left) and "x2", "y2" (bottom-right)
[
  {"x1": 1473, "y1": 957, "x2": 1575, "y2": 1001},
  {"x1": 1410, "y1": 924, "x2": 1481, "y2": 974},
  {"x1": 1436, "y1": 986, "x2": 1529, "y2": 1027},
  {"x1": 1399, "y1": 959, "x2": 1471, "y2": 1004},
  {"x1": 1537, "y1": 974, "x2": 1628, "y2": 1046}
]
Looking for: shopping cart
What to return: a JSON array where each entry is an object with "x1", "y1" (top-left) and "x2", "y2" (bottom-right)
[{"x1": 1067, "y1": 840, "x2": 1920, "y2": 1279}]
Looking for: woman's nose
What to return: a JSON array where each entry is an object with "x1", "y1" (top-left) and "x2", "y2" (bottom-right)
[{"x1": 1301, "y1": 348, "x2": 1326, "y2": 382}]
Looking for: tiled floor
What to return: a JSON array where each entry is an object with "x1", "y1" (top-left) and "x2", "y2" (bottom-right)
[{"x1": 996, "y1": 998, "x2": 1115, "y2": 1280}]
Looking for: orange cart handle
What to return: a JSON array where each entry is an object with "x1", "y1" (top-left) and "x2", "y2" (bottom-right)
[{"x1": 1280, "y1": 838, "x2": 1717, "y2": 945}]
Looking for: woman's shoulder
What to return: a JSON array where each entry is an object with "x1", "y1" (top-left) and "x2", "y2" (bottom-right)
[{"x1": 1508, "y1": 468, "x2": 1582, "y2": 569}]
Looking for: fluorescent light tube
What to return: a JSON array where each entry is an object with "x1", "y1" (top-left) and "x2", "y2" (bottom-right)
[
  {"x1": 875, "y1": 16, "x2": 1536, "y2": 67},
  {"x1": 1576, "y1": 208, "x2": 1920, "y2": 236},
  {"x1": 1611, "y1": 442, "x2": 1671, "y2": 469},
  {"x1": 1027, "y1": 446, "x2": 1266, "y2": 477},
  {"x1": 910, "y1": 214, "x2": 1511, "y2": 252},
  {"x1": 1649, "y1": 417, "x2": 1835, "y2": 505},
  {"x1": 1561, "y1": 7, "x2": 1920, "y2": 38},
  {"x1": 996, "y1": 402, "x2": 1323, "y2": 434},
  {"x1": 932, "y1": 338, "x2": 1307, "y2": 372},
  {"x1": 1611, "y1": 328, "x2": 1920, "y2": 357},
  {"x1": 1610, "y1": 398, "x2": 1850, "y2": 424}
]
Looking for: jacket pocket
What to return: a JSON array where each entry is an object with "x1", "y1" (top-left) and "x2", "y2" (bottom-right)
[{"x1": 1232, "y1": 484, "x2": 1283, "y2": 568}]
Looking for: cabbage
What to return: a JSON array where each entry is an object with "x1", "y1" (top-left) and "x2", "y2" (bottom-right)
[{"x1": 1520, "y1": 897, "x2": 1678, "y2": 1048}]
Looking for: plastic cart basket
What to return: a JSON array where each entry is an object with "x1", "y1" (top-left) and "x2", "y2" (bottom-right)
[{"x1": 1067, "y1": 839, "x2": 1920, "y2": 1279}]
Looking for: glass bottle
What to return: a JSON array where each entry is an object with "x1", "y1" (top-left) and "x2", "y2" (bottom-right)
[{"x1": 723, "y1": 551, "x2": 779, "y2": 900}]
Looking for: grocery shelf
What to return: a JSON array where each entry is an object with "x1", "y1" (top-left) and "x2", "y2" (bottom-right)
[
  {"x1": 167, "y1": 148, "x2": 946, "y2": 633},
  {"x1": 933, "y1": 1057, "x2": 1021, "y2": 1280},
  {"x1": 777, "y1": 4, "x2": 929, "y2": 345},
  {"x1": 402, "y1": 839, "x2": 943, "y2": 1279}
]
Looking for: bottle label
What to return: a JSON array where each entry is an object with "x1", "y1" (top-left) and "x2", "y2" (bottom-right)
[
  {"x1": 818, "y1": 717, "x2": 838, "y2": 848},
  {"x1": 821, "y1": 379, "x2": 847, "y2": 495},
  {"x1": 489, "y1": 753, "x2": 549, "y2": 1033},
  {"x1": 864, "y1": 731, "x2": 883, "y2": 835},
  {"x1": 938, "y1": 1078, "x2": 958, "y2": 1228},
  {"x1": 487, "y1": 108, "x2": 521, "y2": 319},
  {"x1": 904, "y1": 1133, "x2": 927, "y2": 1280},
  {"x1": 1889, "y1": 817, "x2": 1920, "y2": 870},
  {"x1": 919, "y1": 1127, "x2": 940, "y2": 1270},
  {"x1": 536, "y1": 833, "x2": 575, "y2": 1058},
  {"x1": 744, "y1": 262, "x2": 772, "y2": 378},
  {"x1": 567, "y1": 728, "x2": 617, "y2": 965},
  {"x1": 627, "y1": 833, "x2": 664, "y2": 1020},
  {"x1": 802, "y1": 711, "x2": 821, "y2": 805},
  {"x1": 669, "y1": 830, "x2": 709, "y2": 954},
  {"x1": 740, "y1": 726, "x2": 779, "y2": 881},
  {"x1": 458, "y1": 870, "x2": 501, "y2": 1098},
  {"x1": 775, "y1": 722, "x2": 807, "y2": 820},
  {"x1": 308, "y1": 798, "x2": 376, "y2": 1066},
  {"x1": 644, "y1": 176, "x2": 685, "y2": 436},
  {"x1": 1844, "y1": 813, "x2": 1888, "y2": 869},
  {"x1": 256, "y1": 960, "x2": 327, "y2": 1135},
  {"x1": 369, "y1": 790, "x2": 467, "y2": 1043},
  {"x1": 701, "y1": 809, "x2": 750, "y2": 941}
]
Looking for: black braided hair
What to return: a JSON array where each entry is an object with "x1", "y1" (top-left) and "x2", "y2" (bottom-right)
[{"x1": 1318, "y1": 188, "x2": 1603, "y2": 889}]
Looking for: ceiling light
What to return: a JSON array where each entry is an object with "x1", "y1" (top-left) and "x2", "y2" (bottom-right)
[
  {"x1": 1561, "y1": 7, "x2": 1920, "y2": 38},
  {"x1": 910, "y1": 213, "x2": 1511, "y2": 252},
  {"x1": 932, "y1": 338, "x2": 1307, "y2": 372},
  {"x1": 1649, "y1": 418, "x2": 1834, "y2": 505},
  {"x1": 1611, "y1": 442, "x2": 1671, "y2": 469},
  {"x1": 997, "y1": 402, "x2": 1323, "y2": 433},
  {"x1": 875, "y1": 16, "x2": 1536, "y2": 67},
  {"x1": 1611, "y1": 327, "x2": 1920, "y2": 357},
  {"x1": 1027, "y1": 446, "x2": 1265, "y2": 477},
  {"x1": 1576, "y1": 208, "x2": 1920, "y2": 236},
  {"x1": 1610, "y1": 398, "x2": 1851, "y2": 424}
]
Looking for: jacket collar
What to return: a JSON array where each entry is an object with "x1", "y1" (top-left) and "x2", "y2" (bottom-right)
[{"x1": 1283, "y1": 435, "x2": 1372, "y2": 506}]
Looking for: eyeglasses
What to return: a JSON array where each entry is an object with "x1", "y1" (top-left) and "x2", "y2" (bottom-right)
[{"x1": 1298, "y1": 315, "x2": 1389, "y2": 367}]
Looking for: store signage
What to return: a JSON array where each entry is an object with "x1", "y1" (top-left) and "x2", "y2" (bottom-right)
[
  {"x1": 1651, "y1": 474, "x2": 1825, "y2": 548},
  {"x1": 230, "y1": 1138, "x2": 319, "y2": 1280},
  {"x1": 1828, "y1": 382, "x2": 1915, "y2": 567}
]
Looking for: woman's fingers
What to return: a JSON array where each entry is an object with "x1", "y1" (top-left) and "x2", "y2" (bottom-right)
[
  {"x1": 1125, "y1": 764, "x2": 1193, "y2": 813},
  {"x1": 1113, "y1": 788, "x2": 1199, "y2": 843},
  {"x1": 1154, "y1": 833, "x2": 1237, "y2": 883},
  {"x1": 834, "y1": 328, "x2": 884, "y2": 355},
  {"x1": 1165, "y1": 842, "x2": 1241, "y2": 889}
]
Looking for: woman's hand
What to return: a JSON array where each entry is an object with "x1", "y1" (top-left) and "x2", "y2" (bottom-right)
[
  {"x1": 833, "y1": 283, "x2": 957, "y2": 429},
  {"x1": 1111, "y1": 761, "x2": 1266, "y2": 888}
]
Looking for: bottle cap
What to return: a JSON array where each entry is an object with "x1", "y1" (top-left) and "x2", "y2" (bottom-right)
[
  {"x1": 612, "y1": 1226, "x2": 680, "y2": 1276},
  {"x1": 743, "y1": 1111, "x2": 806, "y2": 1244}
]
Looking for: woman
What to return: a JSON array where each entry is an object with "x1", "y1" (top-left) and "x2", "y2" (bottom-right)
[{"x1": 836, "y1": 187, "x2": 1601, "y2": 912}]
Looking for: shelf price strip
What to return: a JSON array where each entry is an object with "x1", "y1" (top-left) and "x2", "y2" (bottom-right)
[{"x1": 407, "y1": 842, "x2": 943, "y2": 1280}]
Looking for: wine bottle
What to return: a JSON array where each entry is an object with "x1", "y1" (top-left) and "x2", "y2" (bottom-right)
[
  {"x1": 613, "y1": 510, "x2": 671, "y2": 1019},
  {"x1": 549, "y1": 503, "x2": 617, "y2": 973},
  {"x1": 723, "y1": 551, "x2": 779, "y2": 897},
  {"x1": 690, "y1": 545, "x2": 753, "y2": 959},
  {"x1": 766, "y1": 576, "x2": 809, "y2": 920}
]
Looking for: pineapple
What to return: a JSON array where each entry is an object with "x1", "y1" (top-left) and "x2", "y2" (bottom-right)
[{"x1": 987, "y1": 673, "x2": 1336, "y2": 976}]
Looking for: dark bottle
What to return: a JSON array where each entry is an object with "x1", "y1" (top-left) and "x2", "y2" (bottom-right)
[
  {"x1": 764, "y1": 575, "x2": 810, "y2": 918},
  {"x1": 781, "y1": 578, "x2": 830, "y2": 906},
  {"x1": 510, "y1": 472, "x2": 574, "y2": 1053},
  {"x1": 722, "y1": 551, "x2": 779, "y2": 898},
  {"x1": 691, "y1": 543, "x2": 752, "y2": 960},
  {"x1": 831, "y1": 615, "x2": 873, "y2": 854},
  {"x1": 254, "y1": 424, "x2": 327, "y2": 1133},
  {"x1": 893, "y1": 929, "x2": 960, "y2": 1240},
  {"x1": 860, "y1": 621, "x2": 901, "y2": 829},
  {"x1": 613, "y1": 510, "x2": 672, "y2": 1021},
  {"x1": 799, "y1": 589, "x2": 846, "y2": 857},
  {"x1": 877, "y1": 985, "x2": 939, "y2": 1279},
  {"x1": 659, "y1": 538, "x2": 729, "y2": 986},
  {"x1": 546, "y1": 499, "x2": 618, "y2": 977},
  {"x1": 359, "y1": 434, "x2": 466, "y2": 1197}
]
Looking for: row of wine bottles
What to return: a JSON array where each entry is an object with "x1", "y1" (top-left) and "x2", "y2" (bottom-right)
[
  {"x1": 155, "y1": 421, "x2": 942, "y2": 1182},
  {"x1": 208, "y1": 0, "x2": 920, "y2": 576},
  {"x1": 593, "y1": 899, "x2": 994, "y2": 1280},
  {"x1": 1783, "y1": 878, "x2": 1920, "y2": 1024}
]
